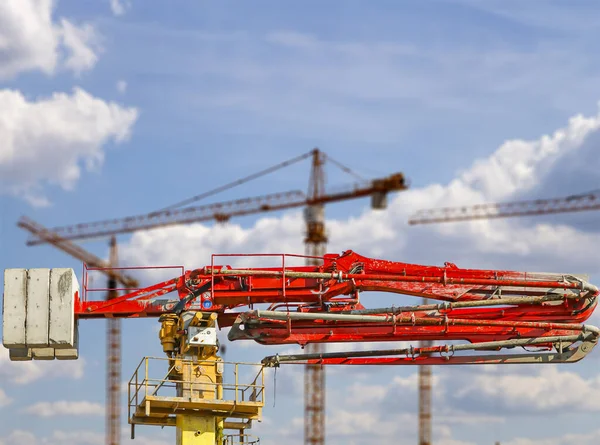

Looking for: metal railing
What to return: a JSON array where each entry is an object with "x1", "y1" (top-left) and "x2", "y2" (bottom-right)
[
  {"x1": 224, "y1": 434, "x2": 261, "y2": 445},
  {"x1": 128, "y1": 356, "x2": 265, "y2": 422},
  {"x1": 82, "y1": 263, "x2": 183, "y2": 301},
  {"x1": 209, "y1": 252, "x2": 326, "y2": 303}
]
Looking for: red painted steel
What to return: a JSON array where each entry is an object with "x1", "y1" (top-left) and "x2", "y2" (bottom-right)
[{"x1": 73, "y1": 250, "x2": 599, "y2": 365}]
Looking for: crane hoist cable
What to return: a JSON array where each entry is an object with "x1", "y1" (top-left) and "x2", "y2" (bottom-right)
[{"x1": 157, "y1": 150, "x2": 315, "y2": 211}]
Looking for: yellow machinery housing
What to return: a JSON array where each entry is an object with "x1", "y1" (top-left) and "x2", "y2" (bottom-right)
[{"x1": 128, "y1": 312, "x2": 264, "y2": 445}]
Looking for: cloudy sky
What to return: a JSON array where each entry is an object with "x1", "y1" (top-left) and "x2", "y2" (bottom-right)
[{"x1": 2, "y1": 1, "x2": 600, "y2": 444}]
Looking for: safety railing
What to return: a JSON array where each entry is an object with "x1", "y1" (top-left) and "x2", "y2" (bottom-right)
[
  {"x1": 209, "y1": 252, "x2": 326, "y2": 304},
  {"x1": 128, "y1": 356, "x2": 265, "y2": 423},
  {"x1": 82, "y1": 263, "x2": 183, "y2": 302},
  {"x1": 223, "y1": 434, "x2": 261, "y2": 445}
]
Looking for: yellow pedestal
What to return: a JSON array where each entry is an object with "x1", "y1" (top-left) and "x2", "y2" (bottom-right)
[
  {"x1": 176, "y1": 415, "x2": 215, "y2": 445},
  {"x1": 129, "y1": 310, "x2": 265, "y2": 444}
]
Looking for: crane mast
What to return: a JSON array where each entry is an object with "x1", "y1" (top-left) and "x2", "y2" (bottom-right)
[{"x1": 304, "y1": 149, "x2": 327, "y2": 445}]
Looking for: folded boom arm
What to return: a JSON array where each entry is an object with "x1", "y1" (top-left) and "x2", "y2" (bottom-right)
[{"x1": 70, "y1": 250, "x2": 600, "y2": 366}]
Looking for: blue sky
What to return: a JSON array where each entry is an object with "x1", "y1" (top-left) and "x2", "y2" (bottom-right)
[{"x1": 3, "y1": 1, "x2": 600, "y2": 444}]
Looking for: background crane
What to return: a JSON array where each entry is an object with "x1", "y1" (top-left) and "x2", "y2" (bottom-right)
[
  {"x1": 408, "y1": 189, "x2": 600, "y2": 445},
  {"x1": 19, "y1": 148, "x2": 408, "y2": 445},
  {"x1": 408, "y1": 189, "x2": 600, "y2": 225},
  {"x1": 304, "y1": 150, "x2": 327, "y2": 445}
]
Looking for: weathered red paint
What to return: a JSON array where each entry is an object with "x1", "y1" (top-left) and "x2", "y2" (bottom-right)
[{"x1": 75, "y1": 250, "x2": 599, "y2": 363}]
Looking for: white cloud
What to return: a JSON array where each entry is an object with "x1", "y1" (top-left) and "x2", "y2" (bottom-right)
[
  {"x1": 454, "y1": 365, "x2": 600, "y2": 412},
  {"x1": 437, "y1": 411, "x2": 505, "y2": 425},
  {"x1": 504, "y1": 429, "x2": 600, "y2": 445},
  {"x1": 341, "y1": 373, "x2": 441, "y2": 406},
  {"x1": 270, "y1": 409, "x2": 476, "y2": 445},
  {"x1": 0, "y1": 0, "x2": 58, "y2": 78},
  {"x1": 456, "y1": 111, "x2": 600, "y2": 201},
  {"x1": 0, "y1": 347, "x2": 85, "y2": 385},
  {"x1": 0, "y1": 389, "x2": 12, "y2": 408},
  {"x1": 49, "y1": 431, "x2": 103, "y2": 445},
  {"x1": 121, "y1": 105, "x2": 600, "y2": 278},
  {"x1": 0, "y1": 430, "x2": 37, "y2": 445},
  {"x1": 121, "y1": 213, "x2": 304, "y2": 271},
  {"x1": 0, "y1": 87, "x2": 138, "y2": 206},
  {"x1": 327, "y1": 409, "x2": 416, "y2": 437},
  {"x1": 0, "y1": 0, "x2": 101, "y2": 79},
  {"x1": 0, "y1": 429, "x2": 171, "y2": 445},
  {"x1": 59, "y1": 19, "x2": 101, "y2": 75},
  {"x1": 110, "y1": 0, "x2": 131, "y2": 16},
  {"x1": 116, "y1": 79, "x2": 128, "y2": 93},
  {"x1": 23, "y1": 400, "x2": 104, "y2": 417}
]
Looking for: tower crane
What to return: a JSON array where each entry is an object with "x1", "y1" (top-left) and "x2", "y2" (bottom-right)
[
  {"x1": 21, "y1": 151, "x2": 406, "y2": 245},
  {"x1": 408, "y1": 189, "x2": 600, "y2": 225},
  {"x1": 18, "y1": 148, "x2": 408, "y2": 445},
  {"x1": 304, "y1": 150, "x2": 327, "y2": 445},
  {"x1": 4, "y1": 249, "x2": 599, "y2": 444}
]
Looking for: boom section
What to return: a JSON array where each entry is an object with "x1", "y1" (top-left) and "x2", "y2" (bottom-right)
[
  {"x1": 76, "y1": 250, "x2": 598, "y2": 323},
  {"x1": 7, "y1": 250, "x2": 600, "y2": 366}
]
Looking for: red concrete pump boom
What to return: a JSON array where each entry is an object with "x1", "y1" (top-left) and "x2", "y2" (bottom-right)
[{"x1": 76, "y1": 250, "x2": 599, "y2": 367}]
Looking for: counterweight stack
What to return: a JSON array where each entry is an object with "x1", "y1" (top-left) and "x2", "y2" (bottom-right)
[{"x1": 16, "y1": 218, "x2": 138, "y2": 445}]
